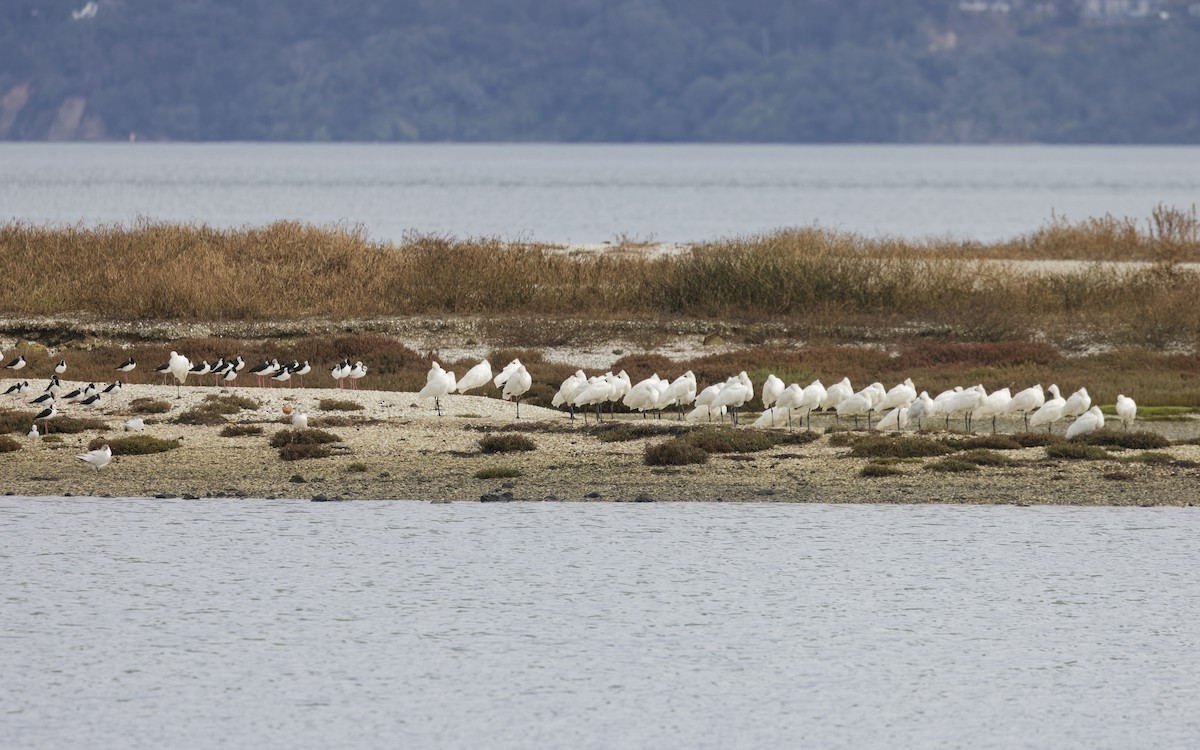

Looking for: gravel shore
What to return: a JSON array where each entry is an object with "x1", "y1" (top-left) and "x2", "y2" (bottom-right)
[{"x1": 3, "y1": 378, "x2": 1199, "y2": 505}]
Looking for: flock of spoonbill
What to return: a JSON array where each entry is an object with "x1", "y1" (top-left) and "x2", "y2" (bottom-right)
[
  {"x1": 535, "y1": 367, "x2": 1136, "y2": 438},
  {"x1": 5, "y1": 346, "x2": 1145, "y2": 439}
]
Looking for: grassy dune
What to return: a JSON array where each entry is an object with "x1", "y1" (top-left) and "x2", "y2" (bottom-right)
[{"x1": 1, "y1": 210, "x2": 1199, "y2": 346}]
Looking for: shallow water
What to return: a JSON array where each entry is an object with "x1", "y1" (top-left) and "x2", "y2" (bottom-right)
[
  {"x1": 3, "y1": 498, "x2": 1198, "y2": 749},
  {"x1": 3, "y1": 143, "x2": 1199, "y2": 242}
]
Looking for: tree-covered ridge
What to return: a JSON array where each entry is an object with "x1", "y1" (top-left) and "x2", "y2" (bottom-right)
[{"x1": 2, "y1": 0, "x2": 1198, "y2": 142}]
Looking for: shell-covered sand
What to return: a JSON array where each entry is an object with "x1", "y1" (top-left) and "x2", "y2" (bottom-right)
[{"x1": 3, "y1": 377, "x2": 1199, "y2": 504}]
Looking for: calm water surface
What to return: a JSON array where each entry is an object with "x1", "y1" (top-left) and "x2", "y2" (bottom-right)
[
  {"x1": 3, "y1": 143, "x2": 1199, "y2": 243},
  {"x1": 3, "y1": 498, "x2": 1198, "y2": 749}
]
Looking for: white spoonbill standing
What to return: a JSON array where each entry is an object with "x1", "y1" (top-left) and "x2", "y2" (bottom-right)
[
  {"x1": 456, "y1": 360, "x2": 493, "y2": 395},
  {"x1": 77, "y1": 443, "x2": 112, "y2": 470},
  {"x1": 773, "y1": 384, "x2": 804, "y2": 429},
  {"x1": 1029, "y1": 385, "x2": 1066, "y2": 434},
  {"x1": 493, "y1": 359, "x2": 522, "y2": 390},
  {"x1": 835, "y1": 389, "x2": 873, "y2": 430},
  {"x1": 1065, "y1": 405, "x2": 1104, "y2": 440},
  {"x1": 945, "y1": 385, "x2": 986, "y2": 432},
  {"x1": 821, "y1": 377, "x2": 853, "y2": 423},
  {"x1": 167, "y1": 351, "x2": 192, "y2": 398},
  {"x1": 712, "y1": 372, "x2": 753, "y2": 426},
  {"x1": 571, "y1": 375, "x2": 612, "y2": 424},
  {"x1": 1062, "y1": 387, "x2": 1091, "y2": 422},
  {"x1": 797, "y1": 379, "x2": 826, "y2": 431},
  {"x1": 875, "y1": 406, "x2": 909, "y2": 433},
  {"x1": 502, "y1": 364, "x2": 532, "y2": 419},
  {"x1": 418, "y1": 362, "x2": 456, "y2": 416},
  {"x1": 553, "y1": 370, "x2": 587, "y2": 419},
  {"x1": 972, "y1": 387, "x2": 1012, "y2": 434},
  {"x1": 1115, "y1": 394, "x2": 1137, "y2": 430},
  {"x1": 878, "y1": 378, "x2": 917, "y2": 412},
  {"x1": 761, "y1": 374, "x2": 784, "y2": 410},
  {"x1": 694, "y1": 383, "x2": 723, "y2": 422},
  {"x1": 907, "y1": 391, "x2": 936, "y2": 431},
  {"x1": 1006, "y1": 384, "x2": 1046, "y2": 432},
  {"x1": 624, "y1": 374, "x2": 664, "y2": 419},
  {"x1": 661, "y1": 371, "x2": 697, "y2": 420}
]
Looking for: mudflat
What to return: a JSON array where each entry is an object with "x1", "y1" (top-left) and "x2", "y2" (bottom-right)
[{"x1": 3, "y1": 379, "x2": 1198, "y2": 505}]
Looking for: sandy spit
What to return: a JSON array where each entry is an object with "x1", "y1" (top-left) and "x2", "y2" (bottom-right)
[{"x1": 3, "y1": 378, "x2": 1199, "y2": 505}]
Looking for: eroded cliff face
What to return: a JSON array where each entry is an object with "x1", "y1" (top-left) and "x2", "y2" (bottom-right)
[{"x1": 0, "y1": 85, "x2": 108, "y2": 141}]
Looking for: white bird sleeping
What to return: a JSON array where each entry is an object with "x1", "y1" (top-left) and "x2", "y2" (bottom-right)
[
  {"x1": 761, "y1": 374, "x2": 784, "y2": 410},
  {"x1": 1029, "y1": 385, "x2": 1066, "y2": 434},
  {"x1": 493, "y1": 358, "x2": 522, "y2": 389},
  {"x1": 77, "y1": 443, "x2": 112, "y2": 470},
  {"x1": 874, "y1": 406, "x2": 909, "y2": 433},
  {"x1": 1065, "y1": 405, "x2": 1104, "y2": 440},
  {"x1": 502, "y1": 364, "x2": 532, "y2": 419},
  {"x1": 1115, "y1": 394, "x2": 1137, "y2": 430},
  {"x1": 167, "y1": 350, "x2": 192, "y2": 399},
  {"x1": 418, "y1": 362, "x2": 457, "y2": 416},
  {"x1": 456, "y1": 359, "x2": 493, "y2": 395}
]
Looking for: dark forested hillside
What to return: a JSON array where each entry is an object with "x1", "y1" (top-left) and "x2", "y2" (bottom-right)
[{"x1": 2, "y1": 0, "x2": 1198, "y2": 142}]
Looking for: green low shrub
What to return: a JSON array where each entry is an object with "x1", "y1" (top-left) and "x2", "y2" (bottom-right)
[
  {"x1": 590, "y1": 423, "x2": 689, "y2": 442},
  {"x1": 924, "y1": 458, "x2": 980, "y2": 473},
  {"x1": 270, "y1": 428, "x2": 341, "y2": 447},
  {"x1": 475, "y1": 466, "x2": 523, "y2": 479},
  {"x1": 941, "y1": 434, "x2": 1023, "y2": 451},
  {"x1": 1076, "y1": 429, "x2": 1170, "y2": 450},
  {"x1": 957, "y1": 449, "x2": 1018, "y2": 467},
  {"x1": 860, "y1": 463, "x2": 904, "y2": 477},
  {"x1": 645, "y1": 439, "x2": 709, "y2": 466},
  {"x1": 849, "y1": 437, "x2": 953, "y2": 459},
  {"x1": 219, "y1": 424, "x2": 263, "y2": 437},
  {"x1": 87, "y1": 435, "x2": 179, "y2": 455},
  {"x1": 1012, "y1": 432, "x2": 1066, "y2": 448},
  {"x1": 684, "y1": 428, "x2": 774, "y2": 454},
  {"x1": 129, "y1": 397, "x2": 172, "y2": 414},
  {"x1": 279, "y1": 443, "x2": 332, "y2": 460},
  {"x1": 1045, "y1": 444, "x2": 1109, "y2": 460},
  {"x1": 319, "y1": 398, "x2": 364, "y2": 411},
  {"x1": 479, "y1": 434, "x2": 536, "y2": 453},
  {"x1": 1124, "y1": 451, "x2": 1174, "y2": 465}
]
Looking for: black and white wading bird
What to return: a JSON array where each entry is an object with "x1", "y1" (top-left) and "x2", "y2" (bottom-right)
[
  {"x1": 116, "y1": 357, "x2": 137, "y2": 377},
  {"x1": 33, "y1": 401, "x2": 57, "y2": 434}
]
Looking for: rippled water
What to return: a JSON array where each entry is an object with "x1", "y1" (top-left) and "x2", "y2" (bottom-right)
[
  {"x1": 3, "y1": 498, "x2": 1198, "y2": 749},
  {"x1": 3, "y1": 143, "x2": 1199, "y2": 242}
]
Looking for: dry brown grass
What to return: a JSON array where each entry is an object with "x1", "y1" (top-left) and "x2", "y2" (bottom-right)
[
  {"x1": 2, "y1": 214, "x2": 1199, "y2": 348},
  {"x1": 977, "y1": 205, "x2": 1200, "y2": 263}
]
